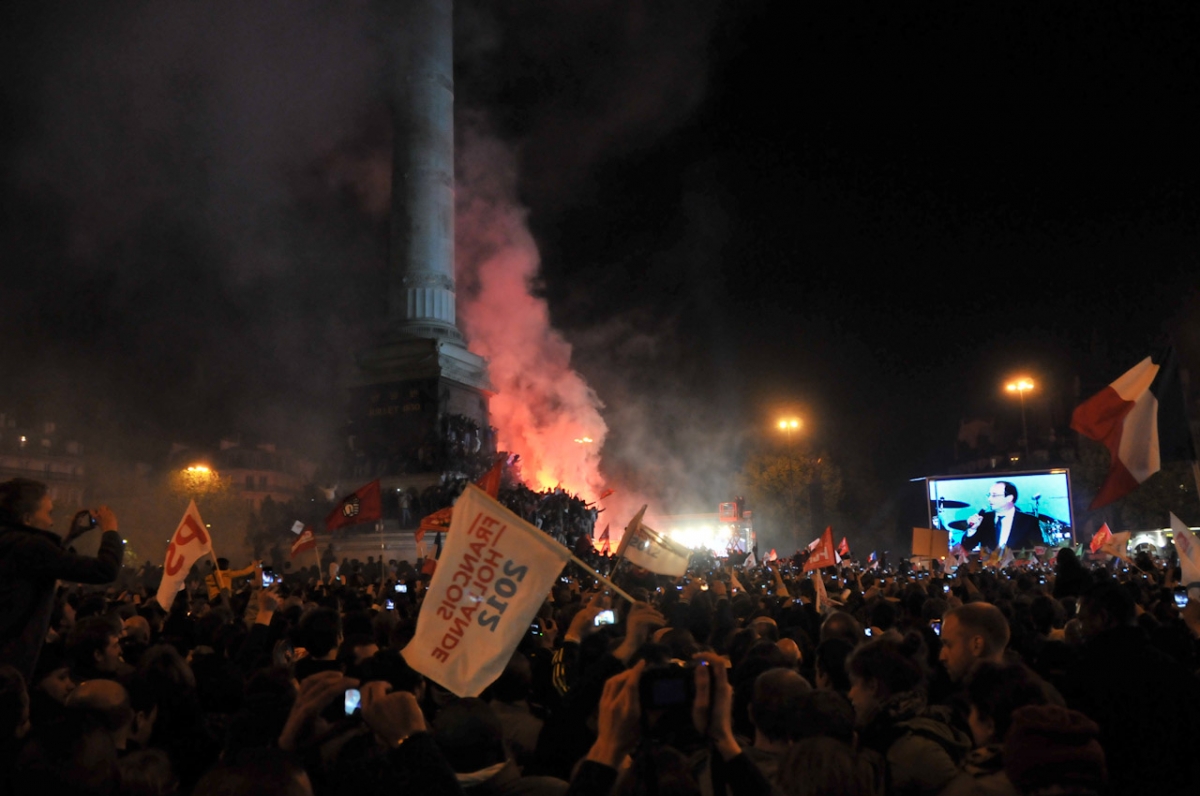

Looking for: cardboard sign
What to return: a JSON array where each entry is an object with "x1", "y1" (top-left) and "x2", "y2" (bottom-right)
[{"x1": 911, "y1": 527, "x2": 949, "y2": 559}]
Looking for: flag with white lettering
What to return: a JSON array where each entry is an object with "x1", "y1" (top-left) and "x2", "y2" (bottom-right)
[
  {"x1": 804, "y1": 527, "x2": 836, "y2": 572},
  {"x1": 156, "y1": 501, "x2": 213, "y2": 608},
  {"x1": 621, "y1": 520, "x2": 692, "y2": 577},
  {"x1": 402, "y1": 485, "x2": 572, "y2": 697}
]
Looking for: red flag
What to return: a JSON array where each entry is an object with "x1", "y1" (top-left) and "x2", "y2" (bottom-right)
[
  {"x1": 1071, "y1": 348, "x2": 1195, "y2": 509},
  {"x1": 325, "y1": 480, "x2": 382, "y2": 531},
  {"x1": 597, "y1": 524, "x2": 611, "y2": 555},
  {"x1": 291, "y1": 528, "x2": 316, "y2": 558},
  {"x1": 837, "y1": 536, "x2": 851, "y2": 557},
  {"x1": 420, "y1": 557, "x2": 438, "y2": 576},
  {"x1": 1090, "y1": 523, "x2": 1113, "y2": 554},
  {"x1": 599, "y1": 488, "x2": 615, "y2": 501},
  {"x1": 476, "y1": 458, "x2": 504, "y2": 499},
  {"x1": 804, "y1": 527, "x2": 836, "y2": 572}
]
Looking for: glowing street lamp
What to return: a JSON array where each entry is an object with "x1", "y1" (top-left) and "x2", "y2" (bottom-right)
[
  {"x1": 1005, "y1": 378, "x2": 1035, "y2": 458},
  {"x1": 777, "y1": 418, "x2": 801, "y2": 446},
  {"x1": 176, "y1": 463, "x2": 219, "y2": 497}
]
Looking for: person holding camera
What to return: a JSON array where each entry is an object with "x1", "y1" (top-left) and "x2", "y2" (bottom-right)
[
  {"x1": 0, "y1": 478, "x2": 125, "y2": 682},
  {"x1": 569, "y1": 654, "x2": 775, "y2": 796}
]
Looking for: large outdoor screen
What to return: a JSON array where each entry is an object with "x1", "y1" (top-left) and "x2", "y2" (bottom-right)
[{"x1": 925, "y1": 469, "x2": 1074, "y2": 548}]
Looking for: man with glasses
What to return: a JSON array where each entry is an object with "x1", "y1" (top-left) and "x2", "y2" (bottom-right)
[{"x1": 960, "y1": 481, "x2": 1045, "y2": 552}]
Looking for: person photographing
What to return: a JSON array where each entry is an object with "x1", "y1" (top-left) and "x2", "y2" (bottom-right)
[{"x1": 0, "y1": 478, "x2": 125, "y2": 681}]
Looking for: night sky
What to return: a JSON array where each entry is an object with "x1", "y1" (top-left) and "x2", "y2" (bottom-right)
[{"x1": 2, "y1": 2, "x2": 1198, "y2": 538}]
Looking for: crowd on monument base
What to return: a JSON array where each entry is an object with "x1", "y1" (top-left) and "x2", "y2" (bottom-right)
[{"x1": 2, "y1": 479, "x2": 1200, "y2": 796}]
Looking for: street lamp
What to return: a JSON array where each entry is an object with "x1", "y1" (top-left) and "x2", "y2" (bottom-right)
[
  {"x1": 777, "y1": 418, "x2": 801, "y2": 446},
  {"x1": 1005, "y1": 378, "x2": 1034, "y2": 459},
  {"x1": 175, "y1": 463, "x2": 219, "y2": 498}
]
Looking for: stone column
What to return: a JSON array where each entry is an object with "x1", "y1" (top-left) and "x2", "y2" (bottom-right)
[{"x1": 388, "y1": 0, "x2": 460, "y2": 341}]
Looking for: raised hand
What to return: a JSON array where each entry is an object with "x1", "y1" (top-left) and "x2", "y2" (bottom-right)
[
  {"x1": 692, "y1": 652, "x2": 740, "y2": 760},
  {"x1": 613, "y1": 602, "x2": 666, "y2": 663},
  {"x1": 587, "y1": 660, "x2": 645, "y2": 768},
  {"x1": 278, "y1": 670, "x2": 360, "y2": 751},
  {"x1": 360, "y1": 680, "x2": 427, "y2": 747}
]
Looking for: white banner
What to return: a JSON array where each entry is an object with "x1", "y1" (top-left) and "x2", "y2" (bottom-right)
[
  {"x1": 155, "y1": 501, "x2": 213, "y2": 608},
  {"x1": 1170, "y1": 513, "x2": 1200, "y2": 591},
  {"x1": 402, "y1": 485, "x2": 572, "y2": 697}
]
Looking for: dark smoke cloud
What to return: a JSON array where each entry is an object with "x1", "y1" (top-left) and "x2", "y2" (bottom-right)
[
  {"x1": 2, "y1": 1, "x2": 391, "y2": 456},
  {"x1": 2, "y1": 0, "x2": 730, "y2": 517},
  {"x1": 455, "y1": 0, "x2": 721, "y2": 207}
]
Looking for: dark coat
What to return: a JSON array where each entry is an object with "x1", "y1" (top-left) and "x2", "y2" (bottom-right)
[
  {"x1": 961, "y1": 511, "x2": 1044, "y2": 552},
  {"x1": 0, "y1": 522, "x2": 124, "y2": 680},
  {"x1": 1062, "y1": 625, "x2": 1200, "y2": 794}
]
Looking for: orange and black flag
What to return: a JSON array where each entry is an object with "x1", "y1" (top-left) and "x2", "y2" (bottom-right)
[{"x1": 415, "y1": 457, "x2": 505, "y2": 543}]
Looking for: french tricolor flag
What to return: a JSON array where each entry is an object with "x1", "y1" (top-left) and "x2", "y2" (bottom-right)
[{"x1": 1070, "y1": 348, "x2": 1195, "y2": 509}]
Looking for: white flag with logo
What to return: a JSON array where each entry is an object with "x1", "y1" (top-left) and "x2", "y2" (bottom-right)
[
  {"x1": 403, "y1": 485, "x2": 572, "y2": 697},
  {"x1": 622, "y1": 519, "x2": 691, "y2": 577},
  {"x1": 1170, "y1": 513, "x2": 1200, "y2": 593},
  {"x1": 155, "y1": 501, "x2": 213, "y2": 608},
  {"x1": 290, "y1": 520, "x2": 305, "y2": 535}
]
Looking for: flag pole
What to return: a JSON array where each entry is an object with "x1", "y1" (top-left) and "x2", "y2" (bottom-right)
[
  {"x1": 1191, "y1": 461, "x2": 1200, "y2": 508},
  {"x1": 313, "y1": 545, "x2": 325, "y2": 586},
  {"x1": 566, "y1": 551, "x2": 636, "y2": 605},
  {"x1": 1171, "y1": 355, "x2": 1200, "y2": 501},
  {"x1": 606, "y1": 504, "x2": 646, "y2": 582},
  {"x1": 377, "y1": 519, "x2": 386, "y2": 594}
]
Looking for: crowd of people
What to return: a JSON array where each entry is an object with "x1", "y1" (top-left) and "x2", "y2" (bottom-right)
[{"x1": 2, "y1": 475, "x2": 1200, "y2": 796}]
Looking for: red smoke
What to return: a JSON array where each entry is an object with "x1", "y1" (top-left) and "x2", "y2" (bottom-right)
[{"x1": 456, "y1": 129, "x2": 608, "y2": 501}]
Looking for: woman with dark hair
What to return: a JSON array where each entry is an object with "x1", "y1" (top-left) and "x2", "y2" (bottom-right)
[
  {"x1": 942, "y1": 662, "x2": 1051, "y2": 796},
  {"x1": 1051, "y1": 548, "x2": 1090, "y2": 600},
  {"x1": 846, "y1": 633, "x2": 969, "y2": 795},
  {"x1": 814, "y1": 639, "x2": 854, "y2": 695}
]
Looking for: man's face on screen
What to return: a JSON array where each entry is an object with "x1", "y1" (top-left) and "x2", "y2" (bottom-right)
[{"x1": 987, "y1": 485, "x2": 1014, "y2": 512}]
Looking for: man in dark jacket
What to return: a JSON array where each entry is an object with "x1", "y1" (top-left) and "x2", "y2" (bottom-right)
[
  {"x1": 1063, "y1": 582, "x2": 1200, "y2": 794},
  {"x1": 960, "y1": 481, "x2": 1045, "y2": 552},
  {"x1": 0, "y1": 478, "x2": 125, "y2": 681}
]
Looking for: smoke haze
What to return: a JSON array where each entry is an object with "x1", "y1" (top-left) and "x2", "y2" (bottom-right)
[{"x1": 2, "y1": 0, "x2": 733, "y2": 529}]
